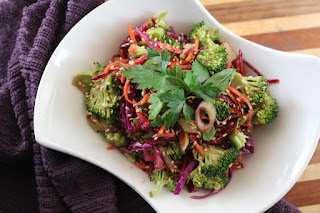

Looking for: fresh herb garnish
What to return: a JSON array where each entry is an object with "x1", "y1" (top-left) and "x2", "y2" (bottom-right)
[{"x1": 121, "y1": 48, "x2": 235, "y2": 128}]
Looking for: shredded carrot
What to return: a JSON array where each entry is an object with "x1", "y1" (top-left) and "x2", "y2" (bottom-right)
[
  {"x1": 128, "y1": 46, "x2": 135, "y2": 53},
  {"x1": 135, "y1": 161, "x2": 148, "y2": 169},
  {"x1": 158, "y1": 124, "x2": 165, "y2": 134},
  {"x1": 194, "y1": 37, "x2": 199, "y2": 52},
  {"x1": 107, "y1": 145, "x2": 116, "y2": 150},
  {"x1": 124, "y1": 80, "x2": 150, "y2": 105},
  {"x1": 185, "y1": 49, "x2": 194, "y2": 62},
  {"x1": 158, "y1": 42, "x2": 184, "y2": 54},
  {"x1": 120, "y1": 75, "x2": 126, "y2": 84},
  {"x1": 127, "y1": 23, "x2": 137, "y2": 45},
  {"x1": 190, "y1": 166, "x2": 199, "y2": 176},
  {"x1": 226, "y1": 62, "x2": 232, "y2": 69},
  {"x1": 123, "y1": 80, "x2": 135, "y2": 104},
  {"x1": 193, "y1": 140, "x2": 204, "y2": 155},
  {"x1": 228, "y1": 85, "x2": 253, "y2": 123},
  {"x1": 135, "y1": 105, "x2": 148, "y2": 122},
  {"x1": 180, "y1": 65, "x2": 192, "y2": 70},
  {"x1": 136, "y1": 93, "x2": 150, "y2": 105},
  {"x1": 226, "y1": 89, "x2": 237, "y2": 104},
  {"x1": 153, "y1": 132, "x2": 175, "y2": 138},
  {"x1": 103, "y1": 59, "x2": 130, "y2": 74}
]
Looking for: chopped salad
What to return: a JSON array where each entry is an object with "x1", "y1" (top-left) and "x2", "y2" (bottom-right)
[{"x1": 72, "y1": 13, "x2": 278, "y2": 199}]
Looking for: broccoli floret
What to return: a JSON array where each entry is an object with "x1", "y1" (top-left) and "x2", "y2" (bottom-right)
[
  {"x1": 72, "y1": 62, "x2": 104, "y2": 93},
  {"x1": 213, "y1": 99, "x2": 231, "y2": 121},
  {"x1": 231, "y1": 72, "x2": 268, "y2": 106},
  {"x1": 193, "y1": 145, "x2": 239, "y2": 178},
  {"x1": 166, "y1": 142, "x2": 185, "y2": 160},
  {"x1": 149, "y1": 170, "x2": 178, "y2": 197},
  {"x1": 86, "y1": 111, "x2": 106, "y2": 132},
  {"x1": 105, "y1": 132, "x2": 128, "y2": 147},
  {"x1": 228, "y1": 129, "x2": 248, "y2": 149},
  {"x1": 189, "y1": 145, "x2": 238, "y2": 190},
  {"x1": 189, "y1": 169, "x2": 229, "y2": 190},
  {"x1": 252, "y1": 92, "x2": 278, "y2": 125},
  {"x1": 196, "y1": 47, "x2": 227, "y2": 74},
  {"x1": 160, "y1": 35, "x2": 182, "y2": 48},
  {"x1": 189, "y1": 21, "x2": 219, "y2": 44},
  {"x1": 189, "y1": 21, "x2": 227, "y2": 74},
  {"x1": 85, "y1": 74, "x2": 121, "y2": 125}
]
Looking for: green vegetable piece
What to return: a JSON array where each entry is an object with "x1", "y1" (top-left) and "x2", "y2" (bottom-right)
[
  {"x1": 189, "y1": 169, "x2": 229, "y2": 190},
  {"x1": 179, "y1": 132, "x2": 189, "y2": 151},
  {"x1": 72, "y1": 62, "x2": 104, "y2": 93},
  {"x1": 146, "y1": 27, "x2": 165, "y2": 40},
  {"x1": 105, "y1": 132, "x2": 128, "y2": 147},
  {"x1": 252, "y1": 92, "x2": 278, "y2": 125},
  {"x1": 86, "y1": 112, "x2": 106, "y2": 132},
  {"x1": 160, "y1": 35, "x2": 182, "y2": 48},
  {"x1": 231, "y1": 72, "x2": 268, "y2": 106},
  {"x1": 166, "y1": 142, "x2": 186, "y2": 160},
  {"x1": 212, "y1": 99, "x2": 231, "y2": 121},
  {"x1": 189, "y1": 21, "x2": 227, "y2": 74},
  {"x1": 128, "y1": 44, "x2": 148, "y2": 57},
  {"x1": 202, "y1": 125, "x2": 216, "y2": 141},
  {"x1": 229, "y1": 129, "x2": 248, "y2": 149},
  {"x1": 189, "y1": 145, "x2": 239, "y2": 190},
  {"x1": 149, "y1": 170, "x2": 177, "y2": 197},
  {"x1": 85, "y1": 74, "x2": 121, "y2": 125},
  {"x1": 156, "y1": 12, "x2": 170, "y2": 31},
  {"x1": 193, "y1": 145, "x2": 239, "y2": 177}
]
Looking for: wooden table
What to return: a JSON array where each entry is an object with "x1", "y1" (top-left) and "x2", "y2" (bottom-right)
[{"x1": 200, "y1": 0, "x2": 320, "y2": 212}]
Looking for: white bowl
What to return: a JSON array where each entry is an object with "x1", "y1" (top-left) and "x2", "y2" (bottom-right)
[{"x1": 34, "y1": 0, "x2": 320, "y2": 212}]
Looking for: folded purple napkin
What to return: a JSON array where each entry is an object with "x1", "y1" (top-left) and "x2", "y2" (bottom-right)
[{"x1": 0, "y1": 0, "x2": 301, "y2": 212}]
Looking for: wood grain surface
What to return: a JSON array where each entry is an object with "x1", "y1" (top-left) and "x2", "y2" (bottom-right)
[{"x1": 200, "y1": 0, "x2": 320, "y2": 212}]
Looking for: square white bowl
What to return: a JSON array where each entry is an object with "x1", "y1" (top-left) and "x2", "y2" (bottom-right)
[{"x1": 34, "y1": 0, "x2": 320, "y2": 212}]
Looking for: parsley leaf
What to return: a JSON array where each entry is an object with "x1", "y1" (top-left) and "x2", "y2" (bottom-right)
[
  {"x1": 121, "y1": 65, "x2": 167, "y2": 91},
  {"x1": 202, "y1": 126, "x2": 216, "y2": 141},
  {"x1": 150, "y1": 89, "x2": 195, "y2": 128},
  {"x1": 194, "y1": 82, "x2": 221, "y2": 101},
  {"x1": 146, "y1": 48, "x2": 171, "y2": 72},
  {"x1": 192, "y1": 60, "x2": 210, "y2": 84},
  {"x1": 148, "y1": 94, "x2": 165, "y2": 120},
  {"x1": 184, "y1": 72, "x2": 221, "y2": 101},
  {"x1": 205, "y1": 68, "x2": 236, "y2": 94}
]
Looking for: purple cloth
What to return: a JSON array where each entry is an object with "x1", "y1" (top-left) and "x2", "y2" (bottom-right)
[{"x1": 0, "y1": 0, "x2": 300, "y2": 212}]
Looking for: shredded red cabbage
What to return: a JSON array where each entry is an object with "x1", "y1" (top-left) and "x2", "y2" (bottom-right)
[
  {"x1": 173, "y1": 160, "x2": 197, "y2": 195},
  {"x1": 240, "y1": 139, "x2": 254, "y2": 154},
  {"x1": 143, "y1": 145, "x2": 164, "y2": 170},
  {"x1": 119, "y1": 82, "x2": 136, "y2": 133},
  {"x1": 135, "y1": 28, "x2": 162, "y2": 52}
]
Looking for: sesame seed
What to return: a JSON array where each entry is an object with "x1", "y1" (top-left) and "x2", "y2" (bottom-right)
[
  {"x1": 222, "y1": 133, "x2": 227, "y2": 137},
  {"x1": 171, "y1": 169, "x2": 175, "y2": 173},
  {"x1": 171, "y1": 161, "x2": 174, "y2": 165},
  {"x1": 127, "y1": 114, "x2": 132, "y2": 117},
  {"x1": 162, "y1": 151, "x2": 166, "y2": 156},
  {"x1": 125, "y1": 107, "x2": 129, "y2": 110}
]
